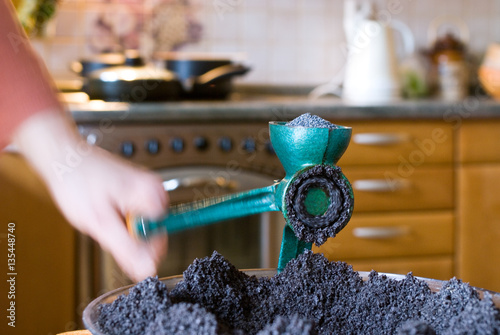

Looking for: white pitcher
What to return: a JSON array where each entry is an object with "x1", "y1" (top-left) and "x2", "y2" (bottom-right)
[{"x1": 342, "y1": 18, "x2": 414, "y2": 105}]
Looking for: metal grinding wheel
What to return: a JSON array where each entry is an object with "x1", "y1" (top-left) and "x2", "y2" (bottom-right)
[
  {"x1": 285, "y1": 165, "x2": 354, "y2": 246},
  {"x1": 275, "y1": 164, "x2": 354, "y2": 272}
]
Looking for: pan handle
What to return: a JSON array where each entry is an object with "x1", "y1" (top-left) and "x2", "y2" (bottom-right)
[{"x1": 195, "y1": 64, "x2": 250, "y2": 85}]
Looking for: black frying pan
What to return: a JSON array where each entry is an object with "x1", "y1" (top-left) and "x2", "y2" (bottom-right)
[
  {"x1": 74, "y1": 52, "x2": 250, "y2": 101},
  {"x1": 154, "y1": 54, "x2": 250, "y2": 99},
  {"x1": 83, "y1": 66, "x2": 183, "y2": 102},
  {"x1": 71, "y1": 50, "x2": 144, "y2": 77}
]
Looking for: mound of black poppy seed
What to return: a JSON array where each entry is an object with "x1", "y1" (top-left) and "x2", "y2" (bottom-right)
[
  {"x1": 145, "y1": 302, "x2": 221, "y2": 335},
  {"x1": 97, "y1": 251, "x2": 500, "y2": 335},
  {"x1": 97, "y1": 276, "x2": 171, "y2": 335},
  {"x1": 286, "y1": 113, "x2": 338, "y2": 129},
  {"x1": 256, "y1": 314, "x2": 316, "y2": 335}
]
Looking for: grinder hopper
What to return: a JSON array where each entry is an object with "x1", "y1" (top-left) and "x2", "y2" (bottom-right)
[{"x1": 127, "y1": 118, "x2": 354, "y2": 270}]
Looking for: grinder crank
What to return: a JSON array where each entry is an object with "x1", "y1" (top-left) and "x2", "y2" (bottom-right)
[{"x1": 127, "y1": 115, "x2": 354, "y2": 271}]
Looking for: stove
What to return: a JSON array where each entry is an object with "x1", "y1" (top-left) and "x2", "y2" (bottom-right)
[{"x1": 74, "y1": 102, "x2": 293, "y2": 305}]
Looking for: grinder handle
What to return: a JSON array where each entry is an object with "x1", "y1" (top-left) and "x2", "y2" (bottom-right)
[{"x1": 127, "y1": 184, "x2": 279, "y2": 239}]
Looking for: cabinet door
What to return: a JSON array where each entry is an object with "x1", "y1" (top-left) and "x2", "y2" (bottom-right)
[
  {"x1": 458, "y1": 165, "x2": 500, "y2": 292},
  {"x1": 0, "y1": 154, "x2": 76, "y2": 334},
  {"x1": 459, "y1": 120, "x2": 500, "y2": 163},
  {"x1": 338, "y1": 121, "x2": 453, "y2": 166},
  {"x1": 343, "y1": 165, "x2": 454, "y2": 212},
  {"x1": 313, "y1": 211, "x2": 454, "y2": 260}
]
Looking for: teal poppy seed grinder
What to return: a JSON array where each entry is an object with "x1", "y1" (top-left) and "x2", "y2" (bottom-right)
[{"x1": 127, "y1": 117, "x2": 354, "y2": 271}]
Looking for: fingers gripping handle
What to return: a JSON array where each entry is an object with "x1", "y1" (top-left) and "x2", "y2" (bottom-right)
[{"x1": 127, "y1": 184, "x2": 279, "y2": 239}]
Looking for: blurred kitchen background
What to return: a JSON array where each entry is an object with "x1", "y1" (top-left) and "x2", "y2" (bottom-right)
[{"x1": 31, "y1": 0, "x2": 500, "y2": 86}]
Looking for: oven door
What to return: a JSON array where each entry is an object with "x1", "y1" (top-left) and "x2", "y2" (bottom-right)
[
  {"x1": 156, "y1": 166, "x2": 284, "y2": 277},
  {"x1": 77, "y1": 166, "x2": 285, "y2": 305}
]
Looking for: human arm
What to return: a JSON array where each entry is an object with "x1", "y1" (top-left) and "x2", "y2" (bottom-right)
[
  {"x1": 12, "y1": 112, "x2": 168, "y2": 281},
  {"x1": 1, "y1": 0, "x2": 168, "y2": 281},
  {"x1": 0, "y1": 0, "x2": 62, "y2": 148}
]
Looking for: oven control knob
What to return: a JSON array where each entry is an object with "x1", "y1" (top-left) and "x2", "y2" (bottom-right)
[
  {"x1": 121, "y1": 141, "x2": 135, "y2": 157},
  {"x1": 194, "y1": 136, "x2": 209, "y2": 151},
  {"x1": 241, "y1": 138, "x2": 256, "y2": 153},
  {"x1": 265, "y1": 141, "x2": 275, "y2": 155},
  {"x1": 146, "y1": 139, "x2": 160, "y2": 155},
  {"x1": 170, "y1": 137, "x2": 184, "y2": 153},
  {"x1": 86, "y1": 132, "x2": 98, "y2": 146},
  {"x1": 218, "y1": 137, "x2": 233, "y2": 152}
]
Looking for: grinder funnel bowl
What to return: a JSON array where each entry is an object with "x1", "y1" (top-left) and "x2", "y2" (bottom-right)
[{"x1": 270, "y1": 121, "x2": 352, "y2": 176}]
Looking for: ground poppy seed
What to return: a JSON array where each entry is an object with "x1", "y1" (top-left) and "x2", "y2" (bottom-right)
[{"x1": 97, "y1": 251, "x2": 500, "y2": 334}]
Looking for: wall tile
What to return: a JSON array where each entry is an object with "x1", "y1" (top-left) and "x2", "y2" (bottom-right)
[
  {"x1": 297, "y1": 0, "x2": 330, "y2": 13},
  {"x1": 30, "y1": 39, "x2": 49, "y2": 61},
  {"x1": 492, "y1": 0, "x2": 500, "y2": 44},
  {"x1": 243, "y1": 46, "x2": 269, "y2": 83},
  {"x1": 46, "y1": 42, "x2": 84, "y2": 77},
  {"x1": 270, "y1": 0, "x2": 298, "y2": 12},
  {"x1": 270, "y1": 45, "x2": 297, "y2": 73},
  {"x1": 462, "y1": 0, "x2": 492, "y2": 54},
  {"x1": 36, "y1": 0, "x2": 500, "y2": 85},
  {"x1": 297, "y1": 12, "x2": 328, "y2": 44},
  {"x1": 242, "y1": 11, "x2": 268, "y2": 42},
  {"x1": 211, "y1": 12, "x2": 241, "y2": 42},
  {"x1": 243, "y1": 0, "x2": 267, "y2": 10},
  {"x1": 53, "y1": 9, "x2": 84, "y2": 37}
]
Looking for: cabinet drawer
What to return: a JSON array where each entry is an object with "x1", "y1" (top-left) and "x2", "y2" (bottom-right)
[
  {"x1": 337, "y1": 121, "x2": 453, "y2": 166},
  {"x1": 312, "y1": 211, "x2": 454, "y2": 259},
  {"x1": 343, "y1": 165, "x2": 454, "y2": 212},
  {"x1": 459, "y1": 120, "x2": 500, "y2": 163},
  {"x1": 343, "y1": 256, "x2": 454, "y2": 281}
]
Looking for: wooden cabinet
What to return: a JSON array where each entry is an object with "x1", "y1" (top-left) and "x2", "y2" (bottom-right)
[
  {"x1": 343, "y1": 165, "x2": 454, "y2": 212},
  {"x1": 317, "y1": 211, "x2": 454, "y2": 260},
  {"x1": 313, "y1": 118, "x2": 500, "y2": 290},
  {"x1": 314, "y1": 120, "x2": 455, "y2": 281},
  {"x1": 457, "y1": 120, "x2": 500, "y2": 292},
  {"x1": 0, "y1": 154, "x2": 76, "y2": 334}
]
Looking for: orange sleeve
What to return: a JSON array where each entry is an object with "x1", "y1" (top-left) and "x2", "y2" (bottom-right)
[{"x1": 0, "y1": 0, "x2": 63, "y2": 149}]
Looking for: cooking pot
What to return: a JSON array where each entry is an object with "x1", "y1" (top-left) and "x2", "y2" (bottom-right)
[
  {"x1": 154, "y1": 52, "x2": 250, "y2": 99},
  {"x1": 71, "y1": 50, "x2": 144, "y2": 77},
  {"x1": 83, "y1": 65, "x2": 183, "y2": 102}
]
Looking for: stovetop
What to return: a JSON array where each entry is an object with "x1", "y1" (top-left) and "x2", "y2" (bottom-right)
[{"x1": 59, "y1": 83, "x2": 500, "y2": 124}]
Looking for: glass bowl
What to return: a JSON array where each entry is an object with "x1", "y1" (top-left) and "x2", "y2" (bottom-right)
[{"x1": 83, "y1": 269, "x2": 500, "y2": 335}]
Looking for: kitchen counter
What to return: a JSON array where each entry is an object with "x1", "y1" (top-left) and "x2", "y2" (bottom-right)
[{"x1": 66, "y1": 87, "x2": 500, "y2": 124}]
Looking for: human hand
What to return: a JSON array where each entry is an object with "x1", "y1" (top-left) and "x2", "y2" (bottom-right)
[{"x1": 13, "y1": 111, "x2": 168, "y2": 281}]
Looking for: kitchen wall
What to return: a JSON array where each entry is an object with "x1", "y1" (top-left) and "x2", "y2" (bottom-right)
[{"x1": 32, "y1": 0, "x2": 500, "y2": 86}]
